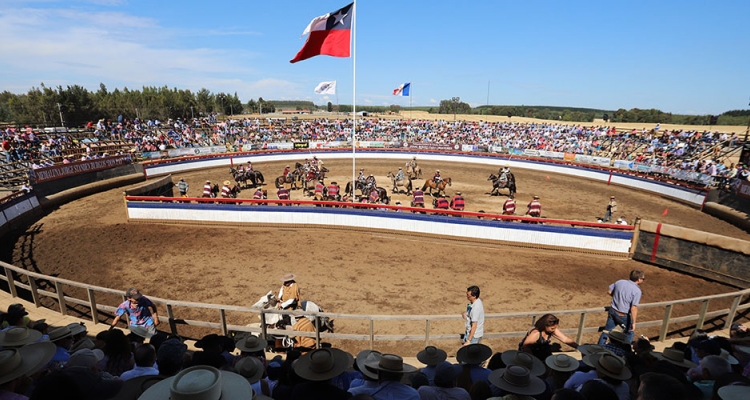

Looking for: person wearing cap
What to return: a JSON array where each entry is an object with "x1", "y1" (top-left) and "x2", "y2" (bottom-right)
[
  {"x1": 416, "y1": 346, "x2": 447, "y2": 385},
  {"x1": 291, "y1": 348, "x2": 352, "y2": 400},
  {"x1": 110, "y1": 288, "x2": 159, "y2": 339},
  {"x1": 1, "y1": 304, "x2": 34, "y2": 330},
  {"x1": 202, "y1": 180, "x2": 213, "y2": 198},
  {"x1": 526, "y1": 195, "x2": 542, "y2": 218},
  {"x1": 360, "y1": 353, "x2": 419, "y2": 400},
  {"x1": 604, "y1": 196, "x2": 618, "y2": 223},
  {"x1": 348, "y1": 350, "x2": 382, "y2": 395},
  {"x1": 175, "y1": 178, "x2": 188, "y2": 197},
  {"x1": 451, "y1": 192, "x2": 466, "y2": 211},
  {"x1": 221, "y1": 180, "x2": 233, "y2": 198},
  {"x1": 598, "y1": 269, "x2": 645, "y2": 346},
  {"x1": 502, "y1": 195, "x2": 516, "y2": 215},
  {"x1": 418, "y1": 361, "x2": 470, "y2": 400}
]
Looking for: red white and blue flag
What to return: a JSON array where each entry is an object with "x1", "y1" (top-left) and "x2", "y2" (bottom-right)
[
  {"x1": 393, "y1": 83, "x2": 410, "y2": 96},
  {"x1": 290, "y1": 3, "x2": 353, "y2": 63}
]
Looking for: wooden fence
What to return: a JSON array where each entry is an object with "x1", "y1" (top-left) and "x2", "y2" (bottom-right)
[{"x1": 2, "y1": 260, "x2": 749, "y2": 349}]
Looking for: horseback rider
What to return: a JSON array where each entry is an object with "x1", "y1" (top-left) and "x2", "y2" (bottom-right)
[
  {"x1": 357, "y1": 168, "x2": 366, "y2": 183},
  {"x1": 311, "y1": 156, "x2": 322, "y2": 168},
  {"x1": 283, "y1": 165, "x2": 291, "y2": 178},
  {"x1": 221, "y1": 180, "x2": 233, "y2": 198},
  {"x1": 433, "y1": 170, "x2": 442, "y2": 185},
  {"x1": 434, "y1": 194, "x2": 450, "y2": 210},
  {"x1": 314, "y1": 178, "x2": 326, "y2": 200},
  {"x1": 366, "y1": 174, "x2": 377, "y2": 191},
  {"x1": 277, "y1": 273, "x2": 302, "y2": 325},
  {"x1": 499, "y1": 165, "x2": 510, "y2": 184},
  {"x1": 409, "y1": 156, "x2": 418, "y2": 169},
  {"x1": 450, "y1": 192, "x2": 465, "y2": 211},
  {"x1": 253, "y1": 188, "x2": 264, "y2": 200},
  {"x1": 237, "y1": 164, "x2": 246, "y2": 175},
  {"x1": 412, "y1": 188, "x2": 425, "y2": 207},
  {"x1": 246, "y1": 162, "x2": 253, "y2": 172},
  {"x1": 526, "y1": 195, "x2": 542, "y2": 217},
  {"x1": 395, "y1": 167, "x2": 405, "y2": 181},
  {"x1": 327, "y1": 181, "x2": 340, "y2": 201},
  {"x1": 202, "y1": 180, "x2": 212, "y2": 198},
  {"x1": 368, "y1": 188, "x2": 380, "y2": 204},
  {"x1": 503, "y1": 195, "x2": 516, "y2": 215}
]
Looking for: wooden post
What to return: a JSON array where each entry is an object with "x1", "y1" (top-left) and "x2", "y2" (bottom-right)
[
  {"x1": 87, "y1": 289, "x2": 99, "y2": 324},
  {"x1": 219, "y1": 309, "x2": 228, "y2": 336},
  {"x1": 696, "y1": 300, "x2": 709, "y2": 330},
  {"x1": 576, "y1": 312, "x2": 587, "y2": 344},
  {"x1": 725, "y1": 295, "x2": 743, "y2": 329},
  {"x1": 166, "y1": 304, "x2": 177, "y2": 336},
  {"x1": 4, "y1": 267, "x2": 17, "y2": 298},
  {"x1": 314, "y1": 317, "x2": 321, "y2": 349},
  {"x1": 659, "y1": 305, "x2": 673, "y2": 342},
  {"x1": 55, "y1": 281, "x2": 66, "y2": 315},
  {"x1": 369, "y1": 320, "x2": 374, "y2": 350},
  {"x1": 260, "y1": 312, "x2": 268, "y2": 340},
  {"x1": 425, "y1": 320, "x2": 431, "y2": 347},
  {"x1": 28, "y1": 279, "x2": 41, "y2": 308}
]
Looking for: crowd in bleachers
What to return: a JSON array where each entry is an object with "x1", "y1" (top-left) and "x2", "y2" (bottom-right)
[
  {"x1": 2, "y1": 298, "x2": 750, "y2": 400},
  {"x1": 2, "y1": 116, "x2": 747, "y2": 186}
]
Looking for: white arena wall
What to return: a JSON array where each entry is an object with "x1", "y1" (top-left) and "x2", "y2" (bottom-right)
[{"x1": 143, "y1": 150, "x2": 708, "y2": 206}]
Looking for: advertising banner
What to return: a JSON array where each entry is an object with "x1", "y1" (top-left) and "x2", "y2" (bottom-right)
[
  {"x1": 592, "y1": 157, "x2": 612, "y2": 167},
  {"x1": 166, "y1": 146, "x2": 226, "y2": 157},
  {"x1": 523, "y1": 149, "x2": 540, "y2": 157},
  {"x1": 309, "y1": 141, "x2": 345, "y2": 149},
  {"x1": 403, "y1": 142, "x2": 460, "y2": 151},
  {"x1": 356, "y1": 141, "x2": 386, "y2": 148},
  {"x1": 293, "y1": 142, "x2": 309, "y2": 149},
  {"x1": 539, "y1": 151, "x2": 565, "y2": 160},
  {"x1": 461, "y1": 144, "x2": 478, "y2": 152},
  {"x1": 264, "y1": 142, "x2": 294, "y2": 150},
  {"x1": 141, "y1": 152, "x2": 164, "y2": 160},
  {"x1": 29, "y1": 155, "x2": 132, "y2": 184},
  {"x1": 490, "y1": 146, "x2": 504, "y2": 153},
  {"x1": 613, "y1": 160, "x2": 634, "y2": 170},
  {"x1": 563, "y1": 153, "x2": 577, "y2": 162}
]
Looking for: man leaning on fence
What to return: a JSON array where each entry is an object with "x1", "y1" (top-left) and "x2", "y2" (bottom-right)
[
  {"x1": 110, "y1": 287, "x2": 160, "y2": 339},
  {"x1": 598, "y1": 270, "x2": 644, "y2": 345}
]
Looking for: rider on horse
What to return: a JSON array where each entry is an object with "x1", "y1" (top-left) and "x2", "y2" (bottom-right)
[
  {"x1": 283, "y1": 165, "x2": 291, "y2": 178},
  {"x1": 433, "y1": 170, "x2": 442, "y2": 185},
  {"x1": 203, "y1": 180, "x2": 212, "y2": 198},
  {"x1": 366, "y1": 174, "x2": 377, "y2": 191},
  {"x1": 247, "y1": 162, "x2": 253, "y2": 172},
  {"x1": 311, "y1": 156, "x2": 322, "y2": 169},
  {"x1": 357, "y1": 168, "x2": 366, "y2": 183},
  {"x1": 409, "y1": 156, "x2": 418, "y2": 169},
  {"x1": 395, "y1": 167, "x2": 405, "y2": 181},
  {"x1": 499, "y1": 165, "x2": 510, "y2": 183}
]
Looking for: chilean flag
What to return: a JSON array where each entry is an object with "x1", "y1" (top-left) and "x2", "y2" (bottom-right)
[
  {"x1": 290, "y1": 3, "x2": 353, "y2": 63},
  {"x1": 393, "y1": 83, "x2": 410, "y2": 96}
]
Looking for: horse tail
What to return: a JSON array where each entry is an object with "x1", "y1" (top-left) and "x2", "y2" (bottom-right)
[
  {"x1": 256, "y1": 171, "x2": 264, "y2": 183},
  {"x1": 275, "y1": 176, "x2": 284, "y2": 188},
  {"x1": 422, "y1": 181, "x2": 429, "y2": 191}
]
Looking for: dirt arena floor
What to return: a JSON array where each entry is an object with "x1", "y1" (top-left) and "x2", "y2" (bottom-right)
[{"x1": 5, "y1": 158, "x2": 749, "y2": 356}]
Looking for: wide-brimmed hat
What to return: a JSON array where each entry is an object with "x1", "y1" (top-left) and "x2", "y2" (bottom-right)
[
  {"x1": 67, "y1": 322, "x2": 87, "y2": 337},
  {"x1": 235, "y1": 356, "x2": 264, "y2": 384},
  {"x1": 545, "y1": 354, "x2": 579, "y2": 372},
  {"x1": 416, "y1": 346, "x2": 447, "y2": 366},
  {"x1": 0, "y1": 342, "x2": 57, "y2": 385},
  {"x1": 280, "y1": 273, "x2": 296, "y2": 282},
  {"x1": 294, "y1": 348, "x2": 352, "y2": 381},
  {"x1": 48, "y1": 326, "x2": 73, "y2": 342},
  {"x1": 501, "y1": 350, "x2": 545, "y2": 376},
  {"x1": 235, "y1": 335, "x2": 267, "y2": 353},
  {"x1": 365, "y1": 353, "x2": 417, "y2": 374},
  {"x1": 653, "y1": 346, "x2": 697, "y2": 368},
  {"x1": 67, "y1": 348, "x2": 105, "y2": 369},
  {"x1": 718, "y1": 385, "x2": 750, "y2": 400},
  {"x1": 195, "y1": 334, "x2": 222, "y2": 350},
  {"x1": 488, "y1": 365, "x2": 546, "y2": 396},
  {"x1": 70, "y1": 338, "x2": 96, "y2": 353},
  {"x1": 457, "y1": 343, "x2": 492, "y2": 365},
  {"x1": 223, "y1": 180, "x2": 231, "y2": 186},
  {"x1": 140, "y1": 366, "x2": 252, "y2": 400},
  {"x1": 583, "y1": 353, "x2": 632, "y2": 381},
  {"x1": 0, "y1": 327, "x2": 42, "y2": 347},
  {"x1": 606, "y1": 330, "x2": 627, "y2": 344},
  {"x1": 355, "y1": 350, "x2": 382, "y2": 379},
  {"x1": 578, "y1": 344, "x2": 612, "y2": 357},
  {"x1": 720, "y1": 348, "x2": 739, "y2": 365}
]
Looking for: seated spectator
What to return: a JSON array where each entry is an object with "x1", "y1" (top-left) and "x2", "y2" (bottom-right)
[
  {"x1": 416, "y1": 346, "x2": 447, "y2": 386},
  {"x1": 600, "y1": 330, "x2": 632, "y2": 358},
  {"x1": 637, "y1": 372, "x2": 688, "y2": 400},
  {"x1": 1, "y1": 304, "x2": 34, "y2": 330},
  {"x1": 236, "y1": 356, "x2": 273, "y2": 399},
  {"x1": 48, "y1": 326, "x2": 74, "y2": 370},
  {"x1": 98, "y1": 328, "x2": 134, "y2": 377},
  {"x1": 579, "y1": 379, "x2": 618, "y2": 400},
  {"x1": 359, "y1": 353, "x2": 419, "y2": 400},
  {"x1": 456, "y1": 344, "x2": 492, "y2": 392},
  {"x1": 0, "y1": 342, "x2": 56, "y2": 399},
  {"x1": 137, "y1": 365, "x2": 252, "y2": 400},
  {"x1": 0, "y1": 327, "x2": 42, "y2": 349},
  {"x1": 692, "y1": 355, "x2": 732, "y2": 400},
  {"x1": 545, "y1": 354, "x2": 579, "y2": 392},
  {"x1": 119, "y1": 344, "x2": 159, "y2": 381},
  {"x1": 418, "y1": 361, "x2": 470, "y2": 400},
  {"x1": 291, "y1": 348, "x2": 352, "y2": 400},
  {"x1": 349, "y1": 350, "x2": 381, "y2": 395},
  {"x1": 487, "y1": 365, "x2": 546, "y2": 399}
]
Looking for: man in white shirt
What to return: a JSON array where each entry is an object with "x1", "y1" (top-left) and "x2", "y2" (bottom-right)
[{"x1": 462, "y1": 285, "x2": 484, "y2": 345}]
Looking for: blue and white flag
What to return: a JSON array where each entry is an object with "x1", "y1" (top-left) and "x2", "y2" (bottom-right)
[
  {"x1": 314, "y1": 81, "x2": 337, "y2": 95},
  {"x1": 392, "y1": 82, "x2": 410, "y2": 96}
]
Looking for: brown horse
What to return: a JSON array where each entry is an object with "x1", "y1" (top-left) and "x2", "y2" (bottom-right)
[{"x1": 421, "y1": 177, "x2": 452, "y2": 196}]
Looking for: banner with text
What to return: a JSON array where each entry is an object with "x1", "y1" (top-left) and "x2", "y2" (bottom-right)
[
  {"x1": 403, "y1": 142, "x2": 460, "y2": 151},
  {"x1": 166, "y1": 146, "x2": 226, "y2": 158},
  {"x1": 29, "y1": 155, "x2": 132, "y2": 184}
]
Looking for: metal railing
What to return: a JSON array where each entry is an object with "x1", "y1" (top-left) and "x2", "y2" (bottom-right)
[{"x1": 2, "y1": 260, "x2": 748, "y2": 349}]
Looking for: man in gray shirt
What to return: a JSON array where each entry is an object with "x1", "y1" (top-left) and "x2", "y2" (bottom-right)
[
  {"x1": 598, "y1": 269, "x2": 644, "y2": 345},
  {"x1": 462, "y1": 285, "x2": 484, "y2": 345}
]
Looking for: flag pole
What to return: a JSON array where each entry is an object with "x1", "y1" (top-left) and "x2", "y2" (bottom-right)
[
  {"x1": 351, "y1": 0, "x2": 357, "y2": 199},
  {"x1": 409, "y1": 84, "x2": 412, "y2": 120}
]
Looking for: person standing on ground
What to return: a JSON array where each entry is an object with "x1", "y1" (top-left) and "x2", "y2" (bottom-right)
[
  {"x1": 503, "y1": 195, "x2": 516, "y2": 215},
  {"x1": 598, "y1": 270, "x2": 645, "y2": 345},
  {"x1": 175, "y1": 178, "x2": 189, "y2": 197},
  {"x1": 604, "y1": 196, "x2": 618, "y2": 222},
  {"x1": 462, "y1": 286, "x2": 484, "y2": 346},
  {"x1": 526, "y1": 195, "x2": 542, "y2": 217}
]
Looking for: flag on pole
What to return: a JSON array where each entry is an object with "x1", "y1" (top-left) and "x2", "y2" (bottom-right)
[
  {"x1": 393, "y1": 83, "x2": 410, "y2": 96},
  {"x1": 314, "y1": 81, "x2": 337, "y2": 95},
  {"x1": 290, "y1": 3, "x2": 353, "y2": 63}
]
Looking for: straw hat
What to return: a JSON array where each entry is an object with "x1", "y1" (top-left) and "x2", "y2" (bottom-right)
[
  {"x1": 235, "y1": 335, "x2": 268, "y2": 353},
  {"x1": 488, "y1": 365, "x2": 546, "y2": 396},
  {"x1": 355, "y1": 350, "x2": 382, "y2": 380},
  {"x1": 294, "y1": 348, "x2": 352, "y2": 381},
  {"x1": 545, "y1": 354, "x2": 579, "y2": 372},
  {"x1": 0, "y1": 327, "x2": 42, "y2": 347},
  {"x1": 70, "y1": 338, "x2": 96, "y2": 353},
  {"x1": 280, "y1": 273, "x2": 296, "y2": 282},
  {"x1": 578, "y1": 344, "x2": 612, "y2": 358},
  {"x1": 67, "y1": 348, "x2": 105, "y2": 369},
  {"x1": 48, "y1": 326, "x2": 73, "y2": 342},
  {"x1": 720, "y1": 348, "x2": 739, "y2": 365},
  {"x1": 223, "y1": 180, "x2": 231, "y2": 186},
  {"x1": 456, "y1": 344, "x2": 492, "y2": 365},
  {"x1": 606, "y1": 330, "x2": 627, "y2": 344},
  {"x1": 365, "y1": 354, "x2": 417, "y2": 374},
  {"x1": 500, "y1": 350, "x2": 545, "y2": 376},
  {"x1": 0, "y1": 342, "x2": 57, "y2": 385},
  {"x1": 583, "y1": 353, "x2": 632, "y2": 380},
  {"x1": 235, "y1": 356, "x2": 264, "y2": 384},
  {"x1": 67, "y1": 322, "x2": 87, "y2": 337},
  {"x1": 416, "y1": 346, "x2": 447, "y2": 366},
  {"x1": 653, "y1": 346, "x2": 697, "y2": 368},
  {"x1": 139, "y1": 366, "x2": 252, "y2": 400},
  {"x1": 718, "y1": 385, "x2": 750, "y2": 400}
]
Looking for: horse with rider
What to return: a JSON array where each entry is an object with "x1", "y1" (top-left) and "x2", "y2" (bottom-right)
[
  {"x1": 422, "y1": 170, "x2": 452, "y2": 196},
  {"x1": 387, "y1": 168, "x2": 413, "y2": 194},
  {"x1": 487, "y1": 165, "x2": 517, "y2": 196},
  {"x1": 405, "y1": 156, "x2": 422, "y2": 179}
]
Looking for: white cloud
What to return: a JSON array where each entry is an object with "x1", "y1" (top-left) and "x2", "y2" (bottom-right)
[
  {"x1": 430, "y1": 98, "x2": 438, "y2": 103},
  {"x1": 323, "y1": 96, "x2": 330, "y2": 100},
  {"x1": 363, "y1": 99, "x2": 372, "y2": 104}
]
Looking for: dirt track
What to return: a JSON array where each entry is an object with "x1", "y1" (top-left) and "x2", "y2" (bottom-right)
[{"x1": 6, "y1": 158, "x2": 747, "y2": 356}]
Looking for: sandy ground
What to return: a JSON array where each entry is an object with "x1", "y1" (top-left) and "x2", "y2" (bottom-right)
[{"x1": 6, "y1": 158, "x2": 747, "y2": 356}]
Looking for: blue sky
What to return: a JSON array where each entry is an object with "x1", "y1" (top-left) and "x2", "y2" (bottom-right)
[{"x1": 1, "y1": 0, "x2": 748, "y2": 114}]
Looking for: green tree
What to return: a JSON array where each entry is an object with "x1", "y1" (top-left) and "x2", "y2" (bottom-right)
[{"x1": 327, "y1": 101, "x2": 333, "y2": 112}]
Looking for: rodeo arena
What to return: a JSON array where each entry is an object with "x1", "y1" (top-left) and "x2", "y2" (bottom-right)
[{"x1": 3, "y1": 114, "x2": 750, "y2": 400}]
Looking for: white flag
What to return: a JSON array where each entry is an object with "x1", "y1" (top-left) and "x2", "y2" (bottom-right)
[{"x1": 314, "y1": 81, "x2": 337, "y2": 95}]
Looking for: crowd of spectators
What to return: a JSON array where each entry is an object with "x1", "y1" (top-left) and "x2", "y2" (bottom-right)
[
  {"x1": 2, "y1": 117, "x2": 748, "y2": 187},
  {"x1": 2, "y1": 297, "x2": 750, "y2": 400}
]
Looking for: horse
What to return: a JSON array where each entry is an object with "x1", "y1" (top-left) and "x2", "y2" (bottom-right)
[
  {"x1": 229, "y1": 167, "x2": 247, "y2": 188},
  {"x1": 246, "y1": 170, "x2": 264, "y2": 187},
  {"x1": 488, "y1": 173, "x2": 517, "y2": 196},
  {"x1": 275, "y1": 170, "x2": 301, "y2": 189},
  {"x1": 421, "y1": 177, "x2": 452, "y2": 196},
  {"x1": 386, "y1": 171, "x2": 413, "y2": 194},
  {"x1": 405, "y1": 163, "x2": 422, "y2": 179},
  {"x1": 343, "y1": 181, "x2": 390, "y2": 204},
  {"x1": 210, "y1": 183, "x2": 220, "y2": 198},
  {"x1": 344, "y1": 180, "x2": 368, "y2": 197},
  {"x1": 250, "y1": 292, "x2": 334, "y2": 343}
]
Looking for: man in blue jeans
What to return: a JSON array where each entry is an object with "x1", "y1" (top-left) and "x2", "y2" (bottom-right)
[
  {"x1": 598, "y1": 270, "x2": 644, "y2": 345},
  {"x1": 462, "y1": 285, "x2": 484, "y2": 346}
]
